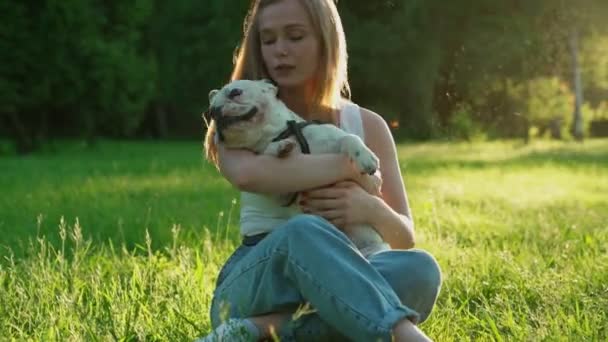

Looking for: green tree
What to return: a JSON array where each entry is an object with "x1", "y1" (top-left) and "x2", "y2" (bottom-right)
[
  {"x1": 0, "y1": 1, "x2": 154, "y2": 153},
  {"x1": 143, "y1": 0, "x2": 249, "y2": 138},
  {"x1": 340, "y1": 0, "x2": 440, "y2": 139}
]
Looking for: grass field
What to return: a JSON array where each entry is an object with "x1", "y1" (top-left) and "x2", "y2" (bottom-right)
[{"x1": 1, "y1": 139, "x2": 607, "y2": 340}]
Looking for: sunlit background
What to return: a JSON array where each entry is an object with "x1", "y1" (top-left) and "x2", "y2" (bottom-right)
[
  {"x1": 1, "y1": 1, "x2": 607, "y2": 153},
  {"x1": 0, "y1": 1, "x2": 607, "y2": 340}
]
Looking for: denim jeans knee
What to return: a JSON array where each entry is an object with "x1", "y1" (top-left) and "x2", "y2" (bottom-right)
[
  {"x1": 369, "y1": 249, "x2": 442, "y2": 324},
  {"x1": 412, "y1": 250, "x2": 442, "y2": 290},
  {"x1": 209, "y1": 213, "x2": 418, "y2": 341},
  {"x1": 408, "y1": 250, "x2": 441, "y2": 322},
  {"x1": 278, "y1": 214, "x2": 353, "y2": 247}
]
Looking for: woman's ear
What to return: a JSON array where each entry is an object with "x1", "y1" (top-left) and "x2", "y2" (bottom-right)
[{"x1": 208, "y1": 89, "x2": 219, "y2": 102}]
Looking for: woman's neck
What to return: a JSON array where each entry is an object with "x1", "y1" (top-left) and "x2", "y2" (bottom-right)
[
  {"x1": 279, "y1": 84, "x2": 314, "y2": 120},
  {"x1": 279, "y1": 83, "x2": 336, "y2": 124}
]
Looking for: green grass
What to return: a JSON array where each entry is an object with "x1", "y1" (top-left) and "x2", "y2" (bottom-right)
[{"x1": 1, "y1": 139, "x2": 607, "y2": 340}]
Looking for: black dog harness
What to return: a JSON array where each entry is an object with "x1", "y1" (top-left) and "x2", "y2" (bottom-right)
[
  {"x1": 267, "y1": 119, "x2": 324, "y2": 208},
  {"x1": 271, "y1": 119, "x2": 323, "y2": 154}
]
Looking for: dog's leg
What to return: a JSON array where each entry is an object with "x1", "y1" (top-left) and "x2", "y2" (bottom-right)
[
  {"x1": 339, "y1": 135, "x2": 379, "y2": 175},
  {"x1": 263, "y1": 138, "x2": 299, "y2": 206},
  {"x1": 263, "y1": 138, "x2": 296, "y2": 158},
  {"x1": 357, "y1": 172, "x2": 383, "y2": 197}
]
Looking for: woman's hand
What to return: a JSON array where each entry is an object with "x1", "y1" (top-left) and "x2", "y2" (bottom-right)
[
  {"x1": 299, "y1": 176, "x2": 381, "y2": 229},
  {"x1": 352, "y1": 170, "x2": 383, "y2": 197}
]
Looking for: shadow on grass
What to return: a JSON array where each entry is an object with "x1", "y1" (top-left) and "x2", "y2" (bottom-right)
[{"x1": 0, "y1": 178, "x2": 240, "y2": 259}]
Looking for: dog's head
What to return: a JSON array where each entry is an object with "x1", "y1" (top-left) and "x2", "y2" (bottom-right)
[{"x1": 206, "y1": 79, "x2": 279, "y2": 144}]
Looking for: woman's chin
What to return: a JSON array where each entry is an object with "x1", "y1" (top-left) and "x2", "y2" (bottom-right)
[{"x1": 271, "y1": 76, "x2": 305, "y2": 89}]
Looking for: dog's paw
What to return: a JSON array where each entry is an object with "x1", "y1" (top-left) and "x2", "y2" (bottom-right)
[
  {"x1": 341, "y1": 136, "x2": 379, "y2": 174},
  {"x1": 264, "y1": 139, "x2": 295, "y2": 158},
  {"x1": 353, "y1": 149, "x2": 379, "y2": 175},
  {"x1": 277, "y1": 140, "x2": 295, "y2": 158},
  {"x1": 360, "y1": 173, "x2": 382, "y2": 196}
]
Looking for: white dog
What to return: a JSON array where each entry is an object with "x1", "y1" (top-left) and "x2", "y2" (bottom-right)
[{"x1": 206, "y1": 79, "x2": 389, "y2": 256}]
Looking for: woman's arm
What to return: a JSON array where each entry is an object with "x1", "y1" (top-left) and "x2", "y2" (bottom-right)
[
  {"x1": 217, "y1": 142, "x2": 363, "y2": 194},
  {"x1": 362, "y1": 108, "x2": 415, "y2": 249},
  {"x1": 300, "y1": 108, "x2": 416, "y2": 249}
]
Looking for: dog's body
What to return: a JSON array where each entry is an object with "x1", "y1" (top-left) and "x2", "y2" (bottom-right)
[{"x1": 207, "y1": 79, "x2": 389, "y2": 256}]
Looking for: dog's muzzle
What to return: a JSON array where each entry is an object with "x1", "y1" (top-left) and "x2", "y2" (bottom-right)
[{"x1": 209, "y1": 106, "x2": 258, "y2": 141}]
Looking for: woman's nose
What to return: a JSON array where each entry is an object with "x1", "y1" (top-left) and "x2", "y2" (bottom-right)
[{"x1": 275, "y1": 38, "x2": 288, "y2": 56}]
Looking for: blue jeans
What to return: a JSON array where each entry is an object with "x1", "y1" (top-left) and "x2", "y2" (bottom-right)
[{"x1": 210, "y1": 214, "x2": 442, "y2": 341}]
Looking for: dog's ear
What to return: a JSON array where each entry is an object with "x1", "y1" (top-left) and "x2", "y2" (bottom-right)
[
  {"x1": 208, "y1": 89, "x2": 219, "y2": 103},
  {"x1": 261, "y1": 79, "x2": 278, "y2": 96},
  {"x1": 262, "y1": 78, "x2": 276, "y2": 86}
]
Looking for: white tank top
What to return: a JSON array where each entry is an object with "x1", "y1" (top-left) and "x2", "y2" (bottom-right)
[{"x1": 239, "y1": 101, "x2": 365, "y2": 236}]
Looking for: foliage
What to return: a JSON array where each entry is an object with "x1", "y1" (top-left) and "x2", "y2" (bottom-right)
[
  {"x1": 0, "y1": 1, "x2": 155, "y2": 152},
  {"x1": 1, "y1": 0, "x2": 607, "y2": 152},
  {"x1": 447, "y1": 104, "x2": 485, "y2": 142},
  {"x1": 507, "y1": 77, "x2": 574, "y2": 139},
  {"x1": 143, "y1": 1, "x2": 249, "y2": 137},
  {"x1": 586, "y1": 101, "x2": 608, "y2": 121},
  {"x1": 339, "y1": 1, "x2": 440, "y2": 139}
]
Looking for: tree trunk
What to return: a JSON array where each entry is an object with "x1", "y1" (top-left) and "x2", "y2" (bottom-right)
[
  {"x1": 550, "y1": 118, "x2": 562, "y2": 140},
  {"x1": 570, "y1": 28, "x2": 584, "y2": 141},
  {"x1": 6, "y1": 111, "x2": 37, "y2": 154},
  {"x1": 155, "y1": 105, "x2": 169, "y2": 138},
  {"x1": 82, "y1": 111, "x2": 98, "y2": 148}
]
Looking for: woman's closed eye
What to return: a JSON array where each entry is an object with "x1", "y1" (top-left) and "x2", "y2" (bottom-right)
[
  {"x1": 287, "y1": 29, "x2": 306, "y2": 41},
  {"x1": 262, "y1": 36, "x2": 303, "y2": 45},
  {"x1": 260, "y1": 32, "x2": 276, "y2": 45}
]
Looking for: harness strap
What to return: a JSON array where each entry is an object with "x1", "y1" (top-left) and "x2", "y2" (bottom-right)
[
  {"x1": 270, "y1": 119, "x2": 324, "y2": 207},
  {"x1": 272, "y1": 120, "x2": 323, "y2": 154}
]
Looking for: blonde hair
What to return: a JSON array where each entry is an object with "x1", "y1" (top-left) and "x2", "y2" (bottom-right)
[{"x1": 204, "y1": 0, "x2": 350, "y2": 167}]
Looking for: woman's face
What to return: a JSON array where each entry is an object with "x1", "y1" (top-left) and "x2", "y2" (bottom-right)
[{"x1": 258, "y1": 0, "x2": 321, "y2": 90}]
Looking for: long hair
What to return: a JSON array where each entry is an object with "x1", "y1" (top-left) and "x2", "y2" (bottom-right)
[{"x1": 204, "y1": 0, "x2": 350, "y2": 167}]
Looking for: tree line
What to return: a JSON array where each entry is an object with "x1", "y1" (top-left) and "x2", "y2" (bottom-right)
[{"x1": 1, "y1": 0, "x2": 607, "y2": 154}]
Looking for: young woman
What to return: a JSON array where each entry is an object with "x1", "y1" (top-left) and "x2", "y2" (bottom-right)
[{"x1": 201, "y1": 0, "x2": 441, "y2": 341}]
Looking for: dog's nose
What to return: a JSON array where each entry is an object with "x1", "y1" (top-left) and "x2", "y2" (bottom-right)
[{"x1": 228, "y1": 88, "x2": 242, "y2": 99}]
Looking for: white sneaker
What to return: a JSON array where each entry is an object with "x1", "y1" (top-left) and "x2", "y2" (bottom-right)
[{"x1": 195, "y1": 318, "x2": 259, "y2": 342}]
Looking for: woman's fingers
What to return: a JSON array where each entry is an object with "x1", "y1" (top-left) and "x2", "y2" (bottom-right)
[
  {"x1": 301, "y1": 198, "x2": 342, "y2": 210},
  {"x1": 303, "y1": 187, "x2": 344, "y2": 199},
  {"x1": 300, "y1": 187, "x2": 345, "y2": 211},
  {"x1": 328, "y1": 217, "x2": 345, "y2": 228},
  {"x1": 333, "y1": 180, "x2": 357, "y2": 188},
  {"x1": 315, "y1": 209, "x2": 342, "y2": 220},
  {"x1": 306, "y1": 209, "x2": 344, "y2": 228}
]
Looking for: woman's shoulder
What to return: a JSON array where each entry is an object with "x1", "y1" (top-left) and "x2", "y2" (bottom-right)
[
  {"x1": 353, "y1": 105, "x2": 395, "y2": 149},
  {"x1": 354, "y1": 105, "x2": 391, "y2": 136},
  {"x1": 340, "y1": 99, "x2": 385, "y2": 126},
  {"x1": 339, "y1": 100, "x2": 385, "y2": 127},
  {"x1": 358, "y1": 106, "x2": 386, "y2": 126}
]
